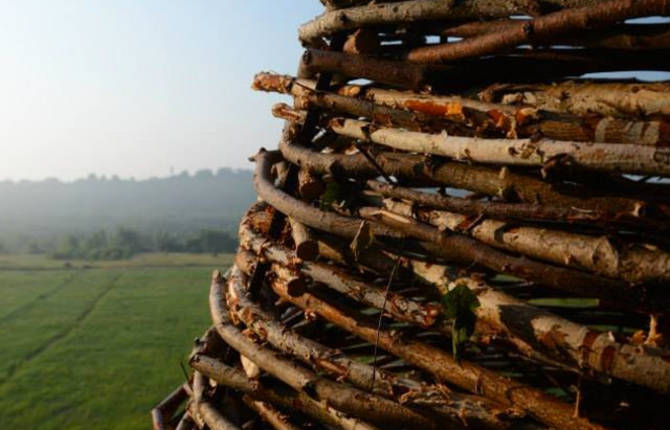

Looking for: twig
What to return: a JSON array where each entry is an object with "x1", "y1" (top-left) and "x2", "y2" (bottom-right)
[{"x1": 371, "y1": 256, "x2": 402, "y2": 391}]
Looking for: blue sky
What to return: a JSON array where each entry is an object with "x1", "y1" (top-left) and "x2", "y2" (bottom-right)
[{"x1": 0, "y1": 1, "x2": 323, "y2": 180}]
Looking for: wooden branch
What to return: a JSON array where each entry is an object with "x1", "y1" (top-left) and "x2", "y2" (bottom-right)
[
  {"x1": 239, "y1": 209, "x2": 670, "y2": 391},
  {"x1": 407, "y1": 0, "x2": 670, "y2": 63},
  {"x1": 297, "y1": 168, "x2": 325, "y2": 201},
  {"x1": 255, "y1": 73, "x2": 465, "y2": 134},
  {"x1": 243, "y1": 201, "x2": 403, "y2": 277},
  {"x1": 241, "y1": 395, "x2": 301, "y2": 430},
  {"x1": 175, "y1": 413, "x2": 196, "y2": 430},
  {"x1": 335, "y1": 79, "x2": 670, "y2": 146},
  {"x1": 329, "y1": 117, "x2": 670, "y2": 176},
  {"x1": 384, "y1": 198, "x2": 670, "y2": 283},
  {"x1": 300, "y1": 0, "x2": 543, "y2": 45},
  {"x1": 237, "y1": 226, "x2": 441, "y2": 328},
  {"x1": 252, "y1": 145, "x2": 402, "y2": 241},
  {"x1": 254, "y1": 148, "x2": 657, "y2": 304},
  {"x1": 300, "y1": 0, "x2": 625, "y2": 45},
  {"x1": 256, "y1": 72, "x2": 670, "y2": 146},
  {"x1": 288, "y1": 217, "x2": 319, "y2": 261},
  {"x1": 356, "y1": 206, "x2": 641, "y2": 305},
  {"x1": 197, "y1": 401, "x2": 240, "y2": 430},
  {"x1": 207, "y1": 270, "x2": 438, "y2": 429},
  {"x1": 151, "y1": 384, "x2": 189, "y2": 430},
  {"x1": 318, "y1": 0, "x2": 608, "y2": 11},
  {"x1": 239, "y1": 214, "x2": 565, "y2": 370},
  {"x1": 484, "y1": 81, "x2": 670, "y2": 119},
  {"x1": 272, "y1": 102, "x2": 306, "y2": 123},
  {"x1": 278, "y1": 136, "x2": 658, "y2": 221},
  {"x1": 366, "y1": 180, "x2": 645, "y2": 228},
  {"x1": 405, "y1": 257, "x2": 670, "y2": 393},
  {"x1": 441, "y1": 21, "x2": 670, "y2": 51},
  {"x1": 226, "y1": 262, "x2": 514, "y2": 430},
  {"x1": 191, "y1": 354, "x2": 379, "y2": 430},
  {"x1": 267, "y1": 275, "x2": 607, "y2": 430},
  {"x1": 300, "y1": 49, "x2": 656, "y2": 91}
]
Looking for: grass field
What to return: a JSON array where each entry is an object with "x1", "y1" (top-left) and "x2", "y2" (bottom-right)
[{"x1": 0, "y1": 253, "x2": 234, "y2": 429}]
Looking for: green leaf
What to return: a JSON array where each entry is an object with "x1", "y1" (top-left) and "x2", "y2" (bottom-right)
[
  {"x1": 442, "y1": 284, "x2": 480, "y2": 361},
  {"x1": 319, "y1": 180, "x2": 360, "y2": 210},
  {"x1": 320, "y1": 181, "x2": 344, "y2": 209}
]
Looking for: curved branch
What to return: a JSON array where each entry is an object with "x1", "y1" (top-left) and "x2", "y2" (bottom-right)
[
  {"x1": 299, "y1": 0, "x2": 542, "y2": 45},
  {"x1": 278, "y1": 134, "x2": 656, "y2": 221},
  {"x1": 191, "y1": 354, "x2": 379, "y2": 430},
  {"x1": 384, "y1": 198, "x2": 670, "y2": 283},
  {"x1": 484, "y1": 81, "x2": 670, "y2": 119},
  {"x1": 253, "y1": 72, "x2": 670, "y2": 146},
  {"x1": 252, "y1": 146, "x2": 402, "y2": 241},
  {"x1": 357, "y1": 205, "x2": 639, "y2": 303},
  {"x1": 405, "y1": 258, "x2": 670, "y2": 393},
  {"x1": 329, "y1": 117, "x2": 670, "y2": 176},
  {"x1": 254, "y1": 148, "x2": 650, "y2": 305},
  {"x1": 366, "y1": 180, "x2": 642, "y2": 228},
  {"x1": 151, "y1": 384, "x2": 189, "y2": 430},
  {"x1": 207, "y1": 270, "x2": 438, "y2": 429},
  {"x1": 267, "y1": 274, "x2": 607, "y2": 430},
  {"x1": 240, "y1": 396, "x2": 301, "y2": 430},
  {"x1": 227, "y1": 262, "x2": 514, "y2": 430},
  {"x1": 407, "y1": 0, "x2": 670, "y2": 63},
  {"x1": 239, "y1": 208, "x2": 670, "y2": 392}
]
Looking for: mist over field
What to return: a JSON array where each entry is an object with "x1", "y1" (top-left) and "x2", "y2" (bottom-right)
[{"x1": 0, "y1": 168, "x2": 255, "y2": 256}]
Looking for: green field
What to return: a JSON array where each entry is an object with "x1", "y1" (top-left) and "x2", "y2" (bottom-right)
[{"x1": 0, "y1": 253, "x2": 234, "y2": 429}]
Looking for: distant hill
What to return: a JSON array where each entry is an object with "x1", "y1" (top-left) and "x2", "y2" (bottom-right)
[{"x1": 0, "y1": 168, "x2": 255, "y2": 253}]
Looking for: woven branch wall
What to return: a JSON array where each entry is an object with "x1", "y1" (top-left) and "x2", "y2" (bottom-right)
[{"x1": 152, "y1": 1, "x2": 670, "y2": 429}]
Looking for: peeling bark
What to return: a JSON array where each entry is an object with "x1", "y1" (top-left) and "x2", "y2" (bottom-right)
[
  {"x1": 240, "y1": 395, "x2": 301, "y2": 430},
  {"x1": 151, "y1": 384, "x2": 189, "y2": 430},
  {"x1": 227, "y1": 262, "x2": 514, "y2": 430},
  {"x1": 278, "y1": 131, "x2": 657, "y2": 221},
  {"x1": 268, "y1": 274, "x2": 607, "y2": 430},
  {"x1": 299, "y1": 49, "x2": 624, "y2": 91},
  {"x1": 329, "y1": 117, "x2": 670, "y2": 176},
  {"x1": 175, "y1": 413, "x2": 196, "y2": 430},
  {"x1": 384, "y1": 198, "x2": 670, "y2": 283},
  {"x1": 357, "y1": 205, "x2": 640, "y2": 304},
  {"x1": 288, "y1": 217, "x2": 319, "y2": 261},
  {"x1": 197, "y1": 401, "x2": 240, "y2": 430},
  {"x1": 207, "y1": 270, "x2": 438, "y2": 429},
  {"x1": 366, "y1": 180, "x2": 642, "y2": 228},
  {"x1": 408, "y1": 258, "x2": 670, "y2": 393},
  {"x1": 253, "y1": 147, "x2": 652, "y2": 305},
  {"x1": 441, "y1": 21, "x2": 670, "y2": 51},
  {"x1": 486, "y1": 81, "x2": 670, "y2": 119},
  {"x1": 297, "y1": 168, "x2": 325, "y2": 201},
  {"x1": 237, "y1": 225, "x2": 440, "y2": 328},
  {"x1": 407, "y1": 0, "x2": 670, "y2": 63},
  {"x1": 301, "y1": 0, "x2": 620, "y2": 45},
  {"x1": 240, "y1": 205, "x2": 670, "y2": 392},
  {"x1": 191, "y1": 354, "x2": 380, "y2": 430},
  {"x1": 254, "y1": 72, "x2": 670, "y2": 146}
]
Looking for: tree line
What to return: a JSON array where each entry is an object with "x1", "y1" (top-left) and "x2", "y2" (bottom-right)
[
  {"x1": 50, "y1": 227, "x2": 238, "y2": 260},
  {"x1": 0, "y1": 167, "x2": 256, "y2": 257}
]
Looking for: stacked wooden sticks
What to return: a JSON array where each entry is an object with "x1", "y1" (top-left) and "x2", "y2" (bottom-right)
[{"x1": 153, "y1": 1, "x2": 670, "y2": 429}]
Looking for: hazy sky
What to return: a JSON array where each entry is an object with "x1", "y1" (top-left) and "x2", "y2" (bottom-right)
[{"x1": 0, "y1": 1, "x2": 323, "y2": 181}]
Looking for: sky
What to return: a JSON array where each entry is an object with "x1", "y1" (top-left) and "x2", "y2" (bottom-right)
[{"x1": 0, "y1": 1, "x2": 323, "y2": 181}]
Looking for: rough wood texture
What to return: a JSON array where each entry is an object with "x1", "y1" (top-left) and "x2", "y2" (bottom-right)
[{"x1": 155, "y1": 3, "x2": 670, "y2": 429}]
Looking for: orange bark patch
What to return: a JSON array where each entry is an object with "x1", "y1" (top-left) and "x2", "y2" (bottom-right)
[
  {"x1": 600, "y1": 346, "x2": 617, "y2": 373},
  {"x1": 404, "y1": 100, "x2": 464, "y2": 119}
]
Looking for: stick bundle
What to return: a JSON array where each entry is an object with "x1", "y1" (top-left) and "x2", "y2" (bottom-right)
[{"x1": 153, "y1": 2, "x2": 670, "y2": 429}]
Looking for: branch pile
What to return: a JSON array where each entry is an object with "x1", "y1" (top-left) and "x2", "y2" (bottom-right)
[{"x1": 153, "y1": 1, "x2": 670, "y2": 429}]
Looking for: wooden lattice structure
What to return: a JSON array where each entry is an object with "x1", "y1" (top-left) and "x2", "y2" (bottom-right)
[{"x1": 152, "y1": 1, "x2": 670, "y2": 429}]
